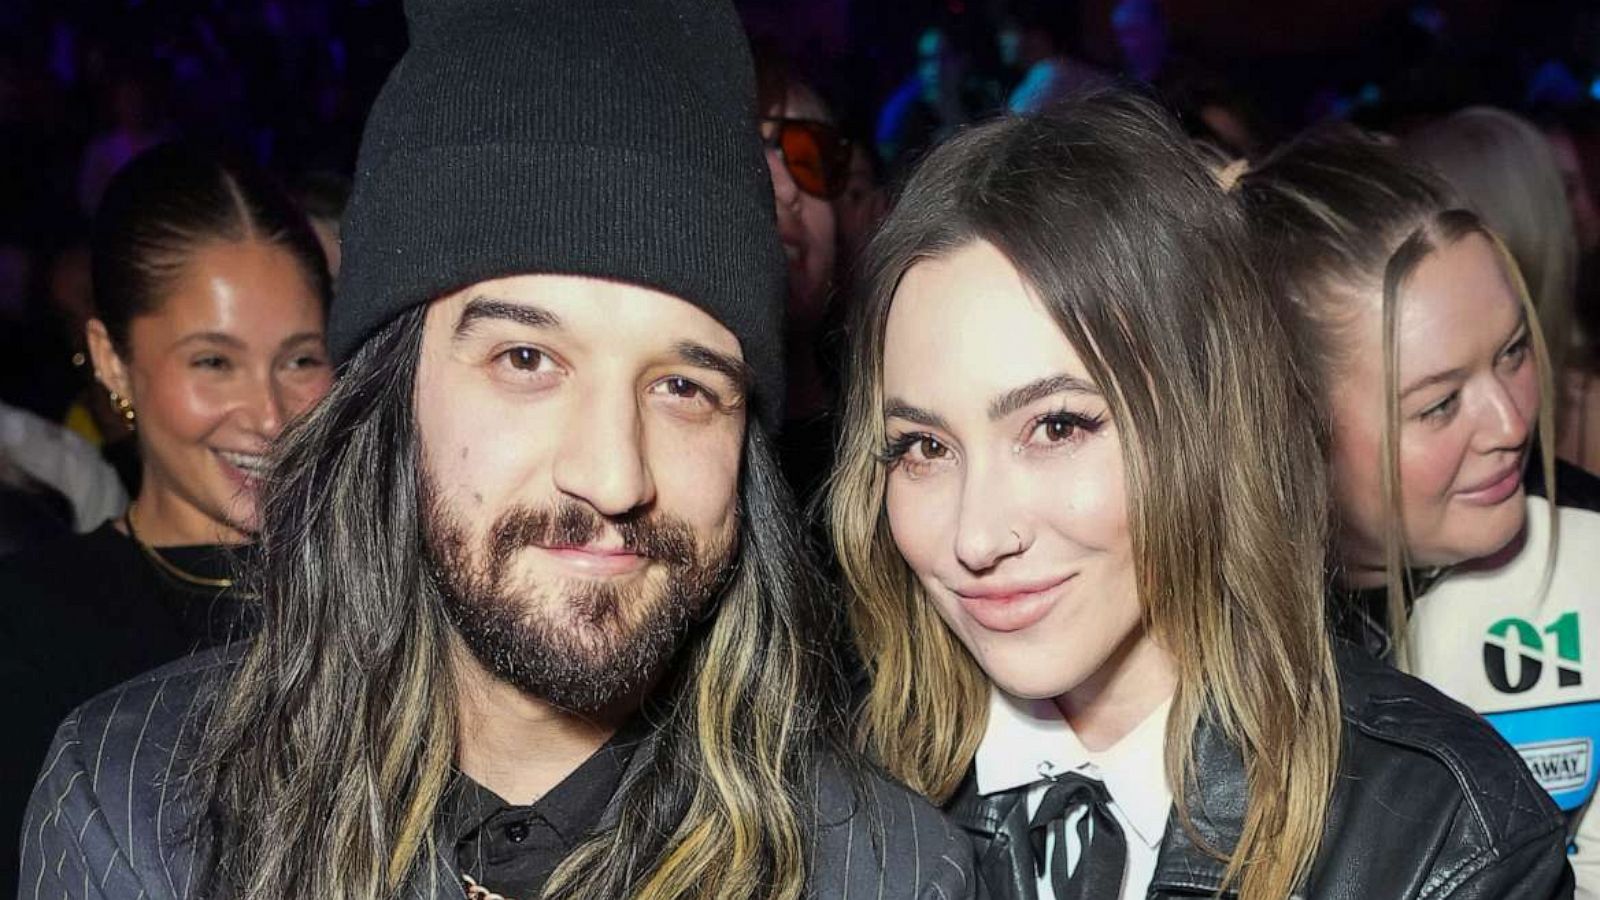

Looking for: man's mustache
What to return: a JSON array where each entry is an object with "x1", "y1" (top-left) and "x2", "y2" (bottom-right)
[{"x1": 487, "y1": 502, "x2": 698, "y2": 572}]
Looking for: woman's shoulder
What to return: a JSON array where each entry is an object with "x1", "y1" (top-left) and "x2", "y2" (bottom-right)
[
  {"x1": 0, "y1": 522, "x2": 169, "y2": 675},
  {"x1": 1319, "y1": 645, "x2": 1575, "y2": 894},
  {"x1": 1332, "y1": 644, "x2": 1565, "y2": 856}
]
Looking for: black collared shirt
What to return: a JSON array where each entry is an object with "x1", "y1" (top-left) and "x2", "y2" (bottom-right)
[{"x1": 438, "y1": 727, "x2": 640, "y2": 899}]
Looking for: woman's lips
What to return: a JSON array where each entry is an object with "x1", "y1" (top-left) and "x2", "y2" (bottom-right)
[
  {"x1": 214, "y1": 449, "x2": 267, "y2": 492},
  {"x1": 1456, "y1": 455, "x2": 1525, "y2": 506},
  {"x1": 953, "y1": 575, "x2": 1074, "y2": 633}
]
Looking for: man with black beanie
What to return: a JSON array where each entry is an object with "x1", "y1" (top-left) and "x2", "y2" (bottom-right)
[{"x1": 17, "y1": 1, "x2": 975, "y2": 897}]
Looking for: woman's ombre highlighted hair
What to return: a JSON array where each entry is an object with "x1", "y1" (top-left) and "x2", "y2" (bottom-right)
[{"x1": 829, "y1": 91, "x2": 1343, "y2": 900}]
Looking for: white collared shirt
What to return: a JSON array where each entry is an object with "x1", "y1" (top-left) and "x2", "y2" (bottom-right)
[{"x1": 974, "y1": 688, "x2": 1173, "y2": 900}]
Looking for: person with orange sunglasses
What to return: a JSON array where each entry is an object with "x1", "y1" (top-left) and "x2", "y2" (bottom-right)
[{"x1": 754, "y1": 47, "x2": 855, "y2": 500}]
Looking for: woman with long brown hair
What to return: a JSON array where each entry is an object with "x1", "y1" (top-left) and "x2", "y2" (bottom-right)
[
  {"x1": 1241, "y1": 125, "x2": 1600, "y2": 894},
  {"x1": 829, "y1": 90, "x2": 1571, "y2": 898}
]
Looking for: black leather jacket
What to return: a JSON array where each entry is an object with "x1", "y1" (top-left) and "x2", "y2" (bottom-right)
[{"x1": 948, "y1": 646, "x2": 1573, "y2": 899}]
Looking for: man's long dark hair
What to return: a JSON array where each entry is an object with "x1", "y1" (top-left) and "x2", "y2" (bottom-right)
[{"x1": 191, "y1": 306, "x2": 852, "y2": 899}]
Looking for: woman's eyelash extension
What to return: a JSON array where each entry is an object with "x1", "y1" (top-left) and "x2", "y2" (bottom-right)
[
  {"x1": 876, "y1": 434, "x2": 923, "y2": 463},
  {"x1": 1037, "y1": 410, "x2": 1107, "y2": 435}
]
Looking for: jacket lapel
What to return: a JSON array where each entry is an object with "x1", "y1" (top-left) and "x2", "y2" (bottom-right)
[
  {"x1": 943, "y1": 714, "x2": 1304, "y2": 899},
  {"x1": 946, "y1": 771, "x2": 1040, "y2": 900},
  {"x1": 1147, "y1": 717, "x2": 1242, "y2": 898}
]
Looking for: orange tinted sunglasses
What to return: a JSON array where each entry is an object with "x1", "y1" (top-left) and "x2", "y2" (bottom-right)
[{"x1": 761, "y1": 117, "x2": 853, "y2": 199}]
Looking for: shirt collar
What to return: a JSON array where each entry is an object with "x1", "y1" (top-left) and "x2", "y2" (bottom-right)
[
  {"x1": 437, "y1": 719, "x2": 644, "y2": 849},
  {"x1": 974, "y1": 686, "x2": 1174, "y2": 849},
  {"x1": 974, "y1": 689, "x2": 1084, "y2": 794}
]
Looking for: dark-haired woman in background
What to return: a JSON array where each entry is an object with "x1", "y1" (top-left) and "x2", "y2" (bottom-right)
[
  {"x1": 0, "y1": 142, "x2": 332, "y2": 887},
  {"x1": 1240, "y1": 127, "x2": 1600, "y2": 895}
]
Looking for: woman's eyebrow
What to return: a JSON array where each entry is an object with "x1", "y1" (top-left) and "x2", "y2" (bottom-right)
[
  {"x1": 1400, "y1": 367, "x2": 1468, "y2": 399},
  {"x1": 987, "y1": 373, "x2": 1099, "y2": 421},
  {"x1": 171, "y1": 331, "x2": 247, "y2": 351},
  {"x1": 883, "y1": 399, "x2": 950, "y2": 432},
  {"x1": 278, "y1": 331, "x2": 325, "y2": 348},
  {"x1": 1499, "y1": 312, "x2": 1529, "y2": 350}
]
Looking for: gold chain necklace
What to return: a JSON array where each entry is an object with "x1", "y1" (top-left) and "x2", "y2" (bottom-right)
[{"x1": 123, "y1": 510, "x2": 236, "y2": 590}]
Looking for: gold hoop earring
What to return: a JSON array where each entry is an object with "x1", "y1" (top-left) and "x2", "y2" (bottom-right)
[{"x1": 107, "y1": 388, "x2": 136, "y2": 429}]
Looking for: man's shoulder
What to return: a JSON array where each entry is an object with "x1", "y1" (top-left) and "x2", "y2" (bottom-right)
[
  {"x1": 18, "y1": 648, "x2": 237, "y2": 899},
  {"x1": 810, "y1": 756, "x2": 976, "y2": 899},
  {"x1": 1334, "y1": 644, "x2": 1565, "y2": 857},
  {"x1": 68, "y1": 645, "x2": 237, "y2": 745}
]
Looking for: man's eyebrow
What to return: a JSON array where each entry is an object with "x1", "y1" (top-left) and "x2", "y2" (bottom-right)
[
  {"x1": 454, "y1": 297, "x2": 561, "y2": 336},
  {"x1": 883, "y1": 398, "x2": 951, "y2": 432},
  {"x1": 673, "y1": 341, "x2": 754, "y2": 394},
  {"x1": 988, "y1": 373, "x2": 1099, "y2": 421}
]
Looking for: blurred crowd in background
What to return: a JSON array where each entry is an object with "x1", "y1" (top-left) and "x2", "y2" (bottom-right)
[
  {"x1": 0, "y1": 0, "x2": 1593, "y2": 407},
  {"x1": 2, "y1": 0, "x2": 1600, "y2": 891},
  {"x1": 2, "y1": 0, "x2": 1599, "y2": 491}
]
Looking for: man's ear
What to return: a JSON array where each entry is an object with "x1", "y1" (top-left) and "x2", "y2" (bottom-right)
[{"x1": 85, "y1": 318, "x2": 132, "y2": 401}]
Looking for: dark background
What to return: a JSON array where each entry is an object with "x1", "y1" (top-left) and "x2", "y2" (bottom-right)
[{"x1": 2, "y1": 0, "x2": 1598, "y2": 418}]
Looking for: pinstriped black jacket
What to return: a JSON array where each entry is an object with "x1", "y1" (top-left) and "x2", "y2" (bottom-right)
[{"x1": 17, "y1": 649, "x2": 976, "y2": 900}]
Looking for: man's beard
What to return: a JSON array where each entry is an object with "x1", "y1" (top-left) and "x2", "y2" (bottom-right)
[{"x1": 423, "y1": 482, "x2": 735, "y2": 714}]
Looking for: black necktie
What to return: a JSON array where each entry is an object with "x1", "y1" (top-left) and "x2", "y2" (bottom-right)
[{"x1": 1026, "y1": 771, "x2": 1127, "y2": 899}]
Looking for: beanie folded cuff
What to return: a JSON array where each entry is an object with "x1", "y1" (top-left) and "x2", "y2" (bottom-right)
[{"x1": 332, "y1": 141, "x2": 786, "y2": 429}]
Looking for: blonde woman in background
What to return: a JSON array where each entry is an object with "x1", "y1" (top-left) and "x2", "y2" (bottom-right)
[
  {"x1": 1404, "y1": 107, "x2": 1600, "y2": 473},
  {"x1": 1243, "y1": 125, "x2": 1600, "y2": 896},
  {"x1": 830, "y1": 90, "x2": 1571, "y2": 899}
]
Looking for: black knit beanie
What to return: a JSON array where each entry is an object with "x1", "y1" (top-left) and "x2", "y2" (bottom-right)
[{"x1": 329, "y1": 0, "x2": 786, "y2": 428}]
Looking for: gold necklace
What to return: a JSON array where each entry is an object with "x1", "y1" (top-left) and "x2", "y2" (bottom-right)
[{"x1": 123, "y1": 510, "x2": 236, "y2": 590}]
